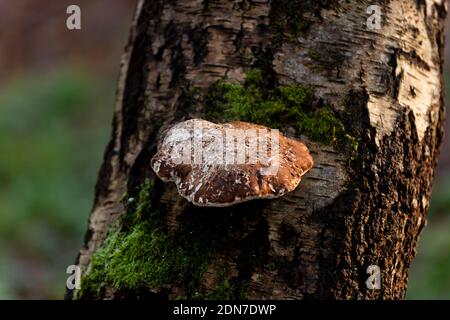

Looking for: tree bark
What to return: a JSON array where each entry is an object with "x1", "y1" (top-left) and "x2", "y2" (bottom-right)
[{"x1": 70, "y1": 0, "x2": 447, "y2": 300}]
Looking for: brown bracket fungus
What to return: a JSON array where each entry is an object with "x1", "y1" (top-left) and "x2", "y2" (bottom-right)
[{"x1": 150, "y1": 119, "x2": 313, "y2": 207}]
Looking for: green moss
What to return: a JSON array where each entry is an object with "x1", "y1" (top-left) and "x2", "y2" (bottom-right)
[
  {"x1": 307, "y1": 49, "x2": 321, "y2": 61},
  {"x1": 243, "y1": 68, "x2": 263, "y2": 85},
  {"x1": 123, "y1": 179, "x2": 155, "y2": 227},
  {"x1": 77, "y1": 179, "x2": 214, "y2": 299},
  {"x1": 204, "y1": 69, "x2": 358, "y2": 151},
  {"x1": 77, "y1": 223, "x2": 174, "y2": 297}
]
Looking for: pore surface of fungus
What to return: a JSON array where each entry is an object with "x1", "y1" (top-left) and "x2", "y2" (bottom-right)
[{"x1": 151, "y1": 119, "x2": 313, "y2": 207}]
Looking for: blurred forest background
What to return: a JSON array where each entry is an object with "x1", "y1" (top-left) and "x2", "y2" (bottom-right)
[{"x1": 0, "y1": 0, "x2": 448, "y2": 299}]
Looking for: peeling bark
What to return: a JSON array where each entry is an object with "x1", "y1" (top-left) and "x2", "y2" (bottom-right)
[{"x1": 70, "y1": 0, "x2": 447, "y2": 300}]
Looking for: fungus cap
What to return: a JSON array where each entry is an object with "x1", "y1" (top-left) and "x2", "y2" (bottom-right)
[{"x1": 151, "y1": 119, "x2": 313, "y2": 207}]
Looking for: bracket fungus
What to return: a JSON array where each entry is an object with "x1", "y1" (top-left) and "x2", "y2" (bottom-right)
[{"x1": 151, "y1": 119, "x2": 313, "y2": 207}]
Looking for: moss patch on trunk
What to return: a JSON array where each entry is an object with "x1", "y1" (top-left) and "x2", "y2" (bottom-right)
[
  {"x1": 77, "y1": 180, "x2": 212, "y2": 299},
  {"x1": 77, "y1": 180, "x2": 244, "y2": 300},
  {"x1": 203, "y1": 68, "x2": 358, "y2": 152}
]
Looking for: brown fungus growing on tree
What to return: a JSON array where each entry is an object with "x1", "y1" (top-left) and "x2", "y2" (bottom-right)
[{"x1": 151, "y1": 119, "x2": 313, "y2": 207}]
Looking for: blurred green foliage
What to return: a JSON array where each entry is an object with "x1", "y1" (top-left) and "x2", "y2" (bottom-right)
[
  {"x1": 407, "y1": 175, "x2": 450, "y2": 299},
  {"x1": 0, "y1": 68, "x2": 113, "y2": 298}
]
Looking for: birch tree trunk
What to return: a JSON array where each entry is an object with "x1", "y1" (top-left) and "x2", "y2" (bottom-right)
[{"x1": 70, "y1": 0, "x2": 447, "y2": 300}]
